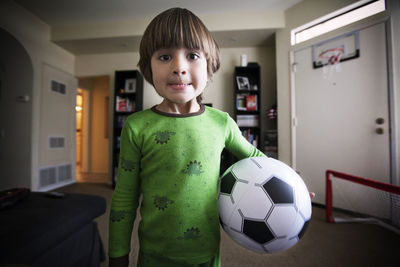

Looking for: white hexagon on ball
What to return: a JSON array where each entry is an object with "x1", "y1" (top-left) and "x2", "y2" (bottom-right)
[
  {"x1": 267, "y1": 206, "x2": 299, "y2": 237},
  {"x1": 237, "y1": 185, "x2": 273, "y2": 220}
]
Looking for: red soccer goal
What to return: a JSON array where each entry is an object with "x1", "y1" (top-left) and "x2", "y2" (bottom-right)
[{"x1": 326, "y1": 170, "x2": 400, "y2": 234}]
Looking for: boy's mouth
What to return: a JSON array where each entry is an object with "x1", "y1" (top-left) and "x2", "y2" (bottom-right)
[{"x1": 169, "y1": 83, "x2": 192, "y2": 90}]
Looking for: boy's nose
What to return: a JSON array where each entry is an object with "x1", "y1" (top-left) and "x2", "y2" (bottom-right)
[
  {"x1": 172, "y1": 58, "x2": 187, "y2": 75},
  {"x1": 174, "y1": 70, "x2": 187, "y2": 75}
]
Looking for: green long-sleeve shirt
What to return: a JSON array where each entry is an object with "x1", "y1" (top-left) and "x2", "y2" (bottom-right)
[{"x1": 109, "y1": 105, "x2": 265, "y2": 264}]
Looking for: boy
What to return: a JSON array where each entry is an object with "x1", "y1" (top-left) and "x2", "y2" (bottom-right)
[{"x1": 109, "y1": 7, "x2": 266, "y2": 267}]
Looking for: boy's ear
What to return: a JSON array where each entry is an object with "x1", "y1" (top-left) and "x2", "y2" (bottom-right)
[{"x1": 207, "y1": 72, "x2": 213, "y2": 82}]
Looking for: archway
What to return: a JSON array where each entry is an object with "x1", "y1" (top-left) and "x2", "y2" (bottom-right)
[{"x1": 0, "y1": 27, "x2": 33, "y2": 189}]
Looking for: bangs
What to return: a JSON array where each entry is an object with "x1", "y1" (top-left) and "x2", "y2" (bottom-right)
[{"x1": 145, "y1": 8, "x2": 212, "y2": 54}]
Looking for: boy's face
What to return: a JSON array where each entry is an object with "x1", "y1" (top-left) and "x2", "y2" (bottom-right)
[{"x1": 151, "y1": 47, "x2": 208, "y2": 105}]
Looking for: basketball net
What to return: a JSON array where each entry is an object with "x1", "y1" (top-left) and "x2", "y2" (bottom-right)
[{"x1": 319, "y1": 48, "x2": 344, "y2": 80}]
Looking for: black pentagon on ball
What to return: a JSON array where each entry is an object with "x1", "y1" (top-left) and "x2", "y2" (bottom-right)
[
  {"x1": 263, "y1": 177, "x2": 294, "y2": 204},
  {"x1": 220, "y1": 171, "x2": 237, "y2": 195},
  {"x1": 243, "y1": 219, "x2": 275, "y2": 244}
]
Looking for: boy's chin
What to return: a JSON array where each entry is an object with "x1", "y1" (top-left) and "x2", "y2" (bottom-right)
[{"x1": 165, "y1": 97, "x2": 199, "y2": 105}]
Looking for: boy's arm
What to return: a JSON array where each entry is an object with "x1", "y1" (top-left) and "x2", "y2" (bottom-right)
[
  {"x1": 109, "y1": 122, "x2": 141, "y2": 265},
  {"x1": 224, "y1": 115, "x2": 266, "y2": 159}
]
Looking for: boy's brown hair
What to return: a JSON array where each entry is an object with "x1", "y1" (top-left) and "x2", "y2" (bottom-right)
[{"x1": 138, "y1": 7, "x2": 220, "y2": 86}]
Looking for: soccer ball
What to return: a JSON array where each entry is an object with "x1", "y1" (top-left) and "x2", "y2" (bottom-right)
[{"x1": 218, "y1": 157, "x2": 312, "y2": 253}]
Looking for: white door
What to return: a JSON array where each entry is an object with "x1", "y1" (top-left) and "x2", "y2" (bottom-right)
[{"x1": 292, "y1": 22, "x2": 391, "y2": 219}]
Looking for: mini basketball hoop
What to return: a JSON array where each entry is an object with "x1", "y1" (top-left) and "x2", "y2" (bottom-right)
[
  {"x1": 312, "y1": 32, "x2": 360, "y2": 80},
  {"x1": 318, "y1": 47, "x2": 344, "y2": 80},
  {"x1": 318, "y1": 47, "x2": 344, "y2": 66}
]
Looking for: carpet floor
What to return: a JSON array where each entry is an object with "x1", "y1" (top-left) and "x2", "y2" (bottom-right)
[{"x1": 56, "y1": 182, "x2": 400, "y2": 267}]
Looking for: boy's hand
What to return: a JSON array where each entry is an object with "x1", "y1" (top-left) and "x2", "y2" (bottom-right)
[
  {"x1": 109, "y1": 255, "x2": 129, "y2": 267},
  {"x1": 309, "y1": 192, "x2": 315, "y2": 199}
]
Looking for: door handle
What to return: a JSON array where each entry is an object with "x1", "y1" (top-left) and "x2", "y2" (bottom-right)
[
  {"x1": 376, "y1": 128, "x2": 384, "y2": 135},
  {"x1": 376, "y1": 118, "x2": 385, "y2": 124}
]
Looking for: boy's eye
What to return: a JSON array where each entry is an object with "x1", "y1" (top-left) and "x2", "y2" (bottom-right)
[
  {"x1": 159, "y1": 55, "x2": 171, "y2": 61},
  {"x1": 188, "y1": 53, "x2": 200, "y2": 60}
]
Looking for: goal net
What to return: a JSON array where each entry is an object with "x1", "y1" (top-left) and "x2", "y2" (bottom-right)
[{"x1": 325, "y1": 170, "x2": 400, "y2": 234}]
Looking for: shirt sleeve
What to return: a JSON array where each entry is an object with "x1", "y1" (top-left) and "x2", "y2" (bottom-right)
[
  {"x1": 109, "y1": 121, "x2": 141, "y2": 258},
  {"x1": 224, "y1": 114, "x2": 266, "y2": 159}
]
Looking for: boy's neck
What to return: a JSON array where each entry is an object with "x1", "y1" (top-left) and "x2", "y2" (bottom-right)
[{"x1": 156, "y1": 99, "x2": 201, "y2": 114}]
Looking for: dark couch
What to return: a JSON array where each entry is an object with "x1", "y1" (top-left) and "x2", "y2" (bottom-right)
[{"x1": 0, "y1": 189, "x2": 106, "y2": 267}]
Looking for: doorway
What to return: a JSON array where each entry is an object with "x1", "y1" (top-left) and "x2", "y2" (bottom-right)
[
  {"x1": 0, "y1": 28, "x2": 33, "y2": 190},
  {"x1": 76, "y1": 76, "x2": 110, "y2": 183},
  {"x1": 76, "y1": 89, "x2": 82, "y2": 171}
]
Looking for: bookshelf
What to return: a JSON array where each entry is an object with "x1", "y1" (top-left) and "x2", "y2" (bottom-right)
[
  {"x1": 234, "y1": 65, "x2": 262, "y2": 150},
  {"x1": 112, "y1": 70, "x2": 143, "y2": 187}
]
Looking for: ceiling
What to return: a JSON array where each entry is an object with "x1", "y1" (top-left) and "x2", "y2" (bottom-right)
[{"x1": 13, "y1": 0, "x2": 302, "y2": 54}]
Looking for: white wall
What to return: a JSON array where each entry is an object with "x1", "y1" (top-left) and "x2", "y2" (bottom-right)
[
  {"x1": 0, "y1": 0, "x2": 76, "y2": 191},
  {"x1": 75, "y1": 46, "x2": 276, "y2": 114},
  {"x1": 52, "y1": 10, "x2": 285, "y2": 43},
  {"x1": 206, "y1": 47, "x2": 276, "y2": 116},
  {"x1": 75, "y1": 46, "x2": 276, "y2": 173},
  {"x1": 75, "y1": 52, "x2": 161, "y2": 110}
]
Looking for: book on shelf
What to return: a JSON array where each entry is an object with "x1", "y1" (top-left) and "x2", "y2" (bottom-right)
[
  {"x1": 237, "y1": 114, "x2": 259, "y2": 127},
  {"x1": 236, "y1": 94, "x2": 247, "y2": 110},
  {"x1": 246, "y1": 94, "x2": 257, "y2": 111},
  {"x1": 236, "y1": 93, "x2": 258, "y2": 111},
  {"x1": 114, "y1": 167, "x2": 118, "y2": 181},
  {"x1": 116, "y1": 96, "x2": 134, "y2": 112},
  {"x1": 116, "y1": 136, "x2": 121, "y2": 149},
  {"x1": 116, "y1": 115, "x2": 128, "y2": 128},
  {"x1": 252, "y1": 135, "x2": 259, "y2": 147},
  {"x1": 242, "y1": 128, "x2": 259, "y2": 147}
]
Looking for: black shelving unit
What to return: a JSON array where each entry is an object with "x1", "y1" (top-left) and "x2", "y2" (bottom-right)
[
  {"x1": 112, "y1": 70, "x2": 143, "y2": 187},
  {"x1": 234, "y1": 64, "x2": 262, "y2": 150},
  {"x1": 221, "y1": 64, "x2": 262, "y2": 174}
]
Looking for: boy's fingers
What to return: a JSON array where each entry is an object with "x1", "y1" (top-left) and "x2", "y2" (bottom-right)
[{"x1": 309, "y1": 192, "x2": 315, "y2": 199}]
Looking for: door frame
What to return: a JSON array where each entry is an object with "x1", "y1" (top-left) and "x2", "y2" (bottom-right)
[{"x1": 289, "y1": 16, "x2": 398, "y2": 186}]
